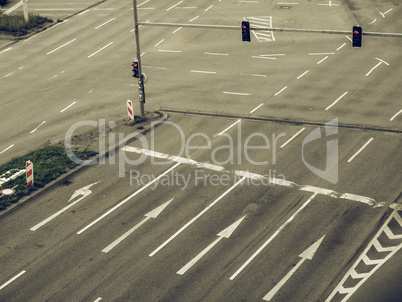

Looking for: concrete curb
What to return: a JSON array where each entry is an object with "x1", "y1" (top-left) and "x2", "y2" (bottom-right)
[{"x1": 0, "y1": 111, "x2": 168, "y2": 218}]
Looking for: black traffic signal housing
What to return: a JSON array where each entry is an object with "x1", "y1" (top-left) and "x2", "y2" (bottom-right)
[
  {"x1": 132, "y1": 60, "x2": 139, "y2": 78},
  {"x1": 242, "y1": 21, "x2": 251, "y2": 42},
  {"x1": 352, "y1": 26, "x2": 362, "y2": 47}
]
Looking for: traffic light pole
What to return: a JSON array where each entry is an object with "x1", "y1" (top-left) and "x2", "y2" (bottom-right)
[{"x1": 132, "y1": 0, "x2": 145, "y2": 119}]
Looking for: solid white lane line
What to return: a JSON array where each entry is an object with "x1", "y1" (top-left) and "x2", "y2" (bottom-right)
[
  {"x1": 252, "y1": 56, "x2": 276, "y2": 60},
  {"x1": 46, "y1": 39, "x2": 76, "y2": 55},
  {"x1": 60, "y1": 101, "x2": 77, "y2": 113},
  {"x1": 365, "y1": 62, "x2": 382, "y2": 76},
  {"x1": 0, "y1": 47, "x2": 12, "y2": 55},
  {"x1": 217, "y1": 119, "x2": 241, "y2": 136},
  {"x1": 0, "y1": 271, "x2": 26, "y2": 291},
  {"x1": 336, "y1": 43, "x2": 347, "y2": 50},
  {"x1": 325, "y1": 91, "x2": 348, "y2": 110},
  {"x1": 154, "y1": 39, "x2": 165, "y2": 47},
  {"x1": 317, "y1": 56, "x2": 328, "y2": 64},
  {"x1": 250, "y1": 103, "x2": 264, "y2": 113},
  {"x1": 223, "y1": 92, "x2": 250, "y2": 96},
  {"x1": 78, "y1": 9, "x2": 90, "y2": 15},
  {"x1": 230, "y1": 193, "x2": 318, "y2": 280},
  {"x1": 88, "y1": 42, "x2": 113, "y2": 58},
  {"x1": 95, "y1": 18, "x2": 116, "y2": 29},
  {"x1": 77, "y1": 163, "x2": 181, "y2": 235},
  {"x1": 297, "y1": 70, "x2": 309, "y2": 79},
  {"x1": 167, "y1": 1, "x2": 183, "y2": 11},
  {"x1": 280, "y1": 127, "x2": 306, "y2": 149},
  {"x1": 30, "y1": 121, "x2": 46, "y2": 134},
  {"x1": 137, "y1": 0, "x2": 150, "y2": 7},
  {"x1": 189, "y1": 16, "x2": 199, "y2": 22},
  {"x1": 274, "y1": 86, "x2": 287, "y2": 96},
  {"x1": 204, "y1": 52, "x2": 228, "y2": 56},
  {"x1": 390, "y1": 109, "x2": 402, "y2": 121},
  {"x1": 0, "y1": 144, "x2": 14, "y2": 155},
  {"x1": 347, "y1": 138, "x2": 374, "y2": 163},
  {"x1": 191, "y1": 70, "x2": 216, "y2": 74},
  {"x1": 149, "y1": 175, "x2": 247, "y2": 257}
]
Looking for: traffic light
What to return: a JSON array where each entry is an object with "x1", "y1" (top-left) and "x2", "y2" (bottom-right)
[
  {"x1": 241, "y1": 21, "x2": 251, "y2": 42},
  {"x1": 352, "y1": 26, "x2": 362, "y2": 47},
  {"x1": 132, "y1": 60, "x2": 139, "y2": 78}
]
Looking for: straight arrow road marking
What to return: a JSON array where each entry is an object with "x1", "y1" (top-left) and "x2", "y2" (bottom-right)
[
  {"x1": 149, "y1": 175, "x2": 247, "y2": 257},
  {"x1": 30, "y1": 181, "x2": 100, "y2": 231},
  {"x1": 77, "y1": 163, "x2": 180, "y2": 235},
  {"x1": 102, "y1": 199, "x2": 173, "y2": 253},
  {"x1": 177, "y1": 216, "x2": 246, "y2": 275},
  {"x1": 263, "y1": 235, "x2": 325, "y2": 301},
  {"x1": 229, "y1": 193, "x2": 318, "y2": 280}
]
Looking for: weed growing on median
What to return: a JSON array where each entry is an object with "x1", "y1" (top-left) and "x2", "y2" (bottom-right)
[
  {"x1": 0, "y1": 12, "x2": 52, "y2": 36},
  {"x1": 0, "y1": 146, "x2": 96, "y2": 211}
]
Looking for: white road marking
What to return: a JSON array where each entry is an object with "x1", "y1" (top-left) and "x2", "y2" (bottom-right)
[
  {"x1": 88, "y1": 42, "x2": 113, "y2": 58},
  {"x1": 336, "y1": 43, "x2": 346, "y2": 50},
  {"x1": 149, "y1": 175, "x2": 247, "y2": 257},
  {"x1": 217, "y1": 119, "x2": 242, "y2": 136},
  {"x1": 325, "y1": 91, "x2": 348, "y2": 110},
  {"x1": 309, "y1": 52, "x2": 335, "y2": 55},
  {"x1": 280, "y1": 127, "x2": 306, "y2": 148},
  {"x1": 223, "y1": 92, "x2": 250, "y2": 96},
  {"x1": 204, "y1": 52, "x2": 228, "y2": 56},
  {"x1": 177, "y1": 216, "x2": 246, "y2": 275},
  {"x1": 154, "y1": 39, "x2": 165, "y2": 47},
  {"x1": 347, "y1": 138, "x2": 374, "y2": 163},
  {"x1": 249, "y1": 74, "x2": 267, "y2": 77},
  {"x1": 137, "y1": 0, "x2": 150, "y2": 7},
  {"x1": 250, "y1": 103, "x2": 264, "y2": 113},
  {"x1": 77, "y1": 163, "x2": 181, "y2": 235},
  {"x1": 325, "y1": 207, "x2": 401, "y2": 301},
  {"x1": 368, "y1": 19, "x2": 377, "y2": 25},
  {"x1": 143, "y1": 65, "x2": 166, "y2": 70},
  {"x1": 229, "y1": 193, "x2": 318, "y2": 280},
  {"x1": 102, "y1": 199, "x2": 173, "y2": 253},
  {"x1": 2, "y1": 71, "x2": 14, "y2": 78},
  {"x1": 95, "y1": 18, "x2": 116, "y2": 29},
  {"x1": 277, "y1": 2, "x2": 298, "y2": 4},
  {"x1": 375, "y1": 57, "x2": 389, "y2": 65},
  {"x1": 78, "y1": 9, "x2": 90, "y2": 15},
  {"x1": 158, "y1": 49, "x2": 182, "y2": 53},
  {"x1": 205, "y1": 5, "x2": 213, "y2": 11},
  {"x1": 252, "y1": 56, "x2": 276, "y2": 60},
  {"x1": 191, "y1": 70, "x2": 216, "y2": 74},
  {"x1": 25, "y1": 20, "x2": 68, "y2": 41},
  {"x1": 31, "y1": 182, "x2": 100, "y2": 231},
  {"x1": 189, "y1": 16, "x2": 199, "y2": 22},
  {"x1": 317, "y1": 56, "x2": 328, "y2": 64},
  {"x1": 30, "y1": 121, "x2": 46, "y2": 134},
  {"x1": 167, "y1": 1, "x2": 183, "y2": 11},
  {"x1": 46, "y1": 39, "x2": 76, "y2": 55},
  {"x1": 365, "y1": 62, "x2": 382, "y2": 76},
  {"x1": 345, "y1": 35, "x2": 352, "y2": 42},
  {"x1": 390, "y1": 109, "x2": 402, "y2": 121},
  {"x1": 297, "y1": 70, "x2": 309, "y2": 79},
  {"x1": 0, "y1": 47, "x2": 12, "y2": 55},
  {"x1": 60, "y1": 101, "x2": 77, "y2": 113},
  {"x1": 0, "y1": 271, "x2": 26, "y2": 291},
  {"x1": 122, "y1": 146, "x2": 383, "y2": 207},
  {"x1": 0, "y1": 144, "x2": 14, "y2": 155},
  {"x1": 274, "y1": 86, "x2": 287, "y2": 96},
  {"x1": 93, "y1": 298, "x2": 102, "y2": 302},
  {"x1": 172, "y1": 27, "x2": 182, "y2": 33}
]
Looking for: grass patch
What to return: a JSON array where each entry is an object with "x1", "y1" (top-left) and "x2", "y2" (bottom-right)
[
  {"x1": 0, "y1": 12, "x2": 52, "y2": 36},
  {"x1": 0, "y1": 146, "x2": 96, "y2": 211}
]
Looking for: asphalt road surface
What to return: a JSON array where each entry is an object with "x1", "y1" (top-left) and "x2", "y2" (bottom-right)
[{"x1": 0, "y1": 0, "x2": 401, "y2": 301}]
